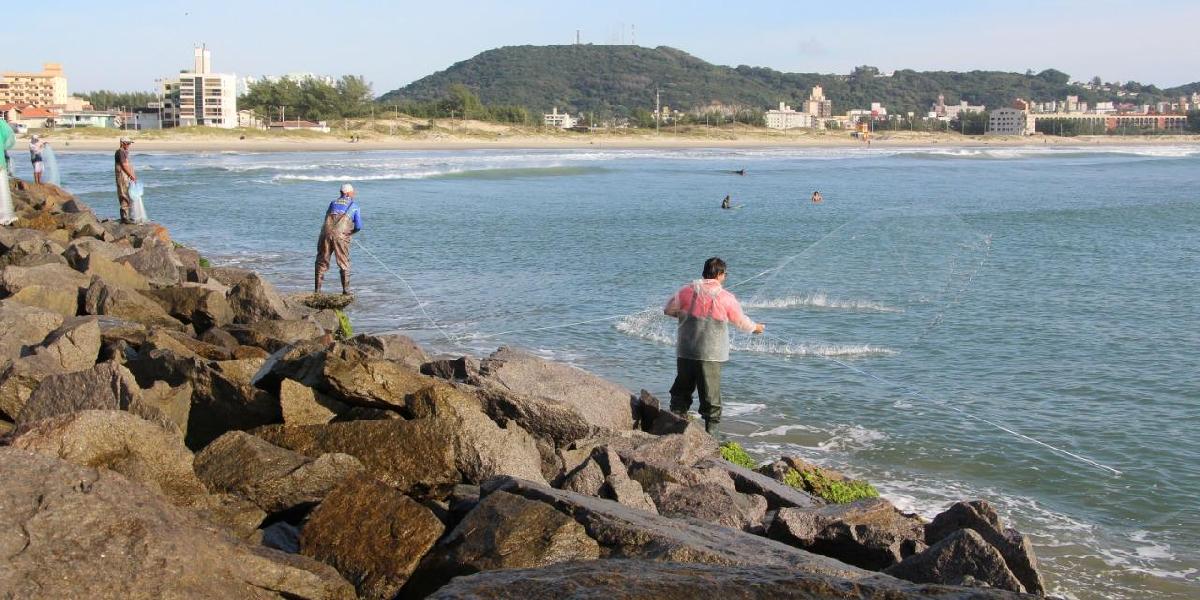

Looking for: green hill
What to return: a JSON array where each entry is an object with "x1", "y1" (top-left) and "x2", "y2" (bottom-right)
[{"x1": 381, "y1": 45, "x2": 1193, "y2": 118}]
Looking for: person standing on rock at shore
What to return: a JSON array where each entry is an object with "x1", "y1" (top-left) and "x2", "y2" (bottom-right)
[
  {"x1": 114, "y1": 137, "x2": 137, "y2": 223},
  {"x1": 664, "y1": 257, "x2": 763, "y2": 437},
  {"x1": 315, "y1": 183, "x2": 362, "y2": 295},
  {"x1": 29, "y1": 135, "x2": 46, "y2": 184}
]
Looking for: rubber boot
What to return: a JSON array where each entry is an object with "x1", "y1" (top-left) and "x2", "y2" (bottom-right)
[
  {"x1": 314, "y1": 269, "x2": 323, "y2": 294},
  {"x1": 340, "y1": 270, "x2": 350, "y2": 295},
  {"x1": 704, "y1": 419, "x2": 720, "y2": 439}
]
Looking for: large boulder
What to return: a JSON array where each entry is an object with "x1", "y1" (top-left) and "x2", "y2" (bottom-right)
[
  {"x1": 253, "y1": 419, "x2": 460, "y2": 498},
  {"x1": 228, "y1": 272, "x2": 297, "y2": 323},
  {"x1": 22, "y1": 316, "x2": 101, "y2": 372},
  {"x1": 0, "y1": 448, "x2": 354, "y2": 599},
  {"x1": 0, "y1": 358, "x2": 59, "y2": 421},
  {"x1": 227, "y1": 318, "x2": 327, "y2": 352},
  {"x1": 114, "y1": 242, "x2": 182, "y2": 287},
  {"x1": 0, "y1": 262, "x2": 90, "y2": 296},
  {"x1": 79, "y1": 253, "x2": 150, "y2": 290},
  {"x1": 15, "y1": 361, "x2": 154, "y2": 426},
  {"x1": 427, "y1": 559, "x2": 1028, "y2": 600},
  {"x1": 484, "y1": 476, "x2": 880, "y2": 580},
  {"x1": 125, "y1": 348, "x2": 281, "y2": 449},
  {"x1": 0, "y1": 298, "x2": 63, "y2": 358},
  {"x1": 0, "y1": 227, "x2": 65, "y2": 268},
  {"x1": 7, "y1": 284, "x2": 76, "y2": 316},
  {"x1": 767, "y1": 498, "x2": 927, "y2": 571},
  {"x1": 300, "y1": 474, "x2": 445, "y2": 600},
  {"x1": 472, "y1": 346, "x2": 635, "y2": 444},
  {"x1": 63, "y1": 237, "x2": 134, "y2": 270},
  {"x1": 194, "y1": 431, "x2": 364, "y2": 514},
  {"x1": 280, "y1": 378, "x2": 346, "y2": 425},
  {"x1": 6, "y1": 410, "x2": 208, "y2": 507},
  {"x1": 142, "y1": 286, "x2": 233, "y2": 332},
  {"x1": 351, "y1": 333, "x2": 429, "y2": 370},
  {"x1": 925, "y1": 500, "x2": 1045, "y2": 595},
  {"x1": 884, "y1": 528, "x2": 1025, "y2": 593},
  {"x1": 408, "y1": 490, "x2": 601, "y2": 596},
  {"x1": 82, "y1": 276, "x2": 184, "y2": 329},
  {"x1": 559, "y1": 446, "x2": 657, "y2": 514}
]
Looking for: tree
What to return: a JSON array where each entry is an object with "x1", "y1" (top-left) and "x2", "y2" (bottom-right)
[
  {"x1": 78, "y1": 90, "x2": 157, "y2": 110},
  {"x1": 1090, "y1": 76, "x2": 1103, "y2": 87},
  {"x1": 1036, "y1": 69, "x2": 1070, "y2": 86}
]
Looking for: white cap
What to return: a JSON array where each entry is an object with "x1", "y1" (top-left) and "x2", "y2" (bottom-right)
[{"x1": 340, "y1": 183, "x2": 354, "y2": 195}]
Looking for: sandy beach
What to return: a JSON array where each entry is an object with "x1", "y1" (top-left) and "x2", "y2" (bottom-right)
[{"x1": 24, "y1": 118, "x2": 1200, "y2": 153}]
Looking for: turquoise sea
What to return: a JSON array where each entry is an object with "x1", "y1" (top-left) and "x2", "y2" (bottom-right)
[{"x1": 33, "y1": 143, "x2": 1199, "y2": 599}]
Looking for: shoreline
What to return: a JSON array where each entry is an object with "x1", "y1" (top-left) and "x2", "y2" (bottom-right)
[{"x1": 30, "y1": 130, "x2": 1200, "y2": 153}]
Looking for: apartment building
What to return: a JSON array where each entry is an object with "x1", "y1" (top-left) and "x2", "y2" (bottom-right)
[
  {"x1": 0, "y1": 63, "x2": 68, "y2": 107},
  {"x1": 987, "y1": 107, "x2": 1035, "y2": 135},
  {"x1": 160, "y1": 47, "x2": 237, "y2": 128},
  {"x1": 764, "y1": 102, "x2": 813, "y2": 130},
  {"x1": 543, "y1": 107, "x2": 578, "y2": 129}
]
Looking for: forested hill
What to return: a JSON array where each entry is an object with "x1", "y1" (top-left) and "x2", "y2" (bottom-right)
[{"x1": 380, "y1": 44, "x2": 1195, "y2": 117}]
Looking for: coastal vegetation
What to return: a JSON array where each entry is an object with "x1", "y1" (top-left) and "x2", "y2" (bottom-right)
[
  {"x1": 77, "y1": 90, "x2": 158, "y2": 110},
  {"x1": 239, "y1": 75, "x2": 374, "y2": 121},
  {"x1": 380, "y1": 44, "x2": 1200, "y2": 119},
  {"x1": 719, "y1": 441, "x2": 758, "y2": 469}
]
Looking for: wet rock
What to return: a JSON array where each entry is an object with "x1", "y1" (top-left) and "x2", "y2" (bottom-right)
[
  {"x1": 114, "y1": 243, "x2": 182, "y2": 288},
  {"x1": 82, "y1": 276, "x2": 184, "y2": 329},
  {"x1": 409, "y1": 490, "x2": 601, "y2": 596},
  {"x1": 7, "y1": 410, "x2": 208, "y2": 507},
  {"x1": 0, "y1": 448, "x2": 354, "y2": 599},
  {"x1": 699, "y1": 457, "x2": 825, "y2": 511},
  {"x1": 484, "y1": 476, "x2": 880, "y2": 580},
  {"x1": 884, "y1": 528, "x2": 1025, "y2": 592},
  {"x1": 427, "y1": 559, "x2": 1028, "y2": 600},
  {"x1": 472, "y1": 346, "x2": 636, "y2": 442},
  {"x1": 300, "y1": 474, "x2": 445, "y2": 600},
  {"x1": 144, "y1": 286, "x2": 233, "y2": 333},
  {"x1": 925, "y1": 500, "x2": 1045, "y2": 595},
  {"x1": 767, "y1": 498, "x2": 926, "y2": 571},
  {"x1": 194, "y1": 431, "x2": 364, "y2": 514},
  {"x1": 15, "y1": 361, "x2": 148, "y2": 426},
  {"x1": 254, "y1": 419, "x2": 460, "y2": 498},
  {"x1": 0, "y1": 298, "x2": 64, "y2": 358},
  {"x1": 228, "y1": 272, "x2": 298, "y2": 323},
  {"x1": 281, "y1": 378, "x2": 347, "y2": 425}
]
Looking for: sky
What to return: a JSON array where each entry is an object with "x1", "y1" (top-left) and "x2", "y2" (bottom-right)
[{"x1": 5, "y1": 0, "x2": 1198, "y2": 95}]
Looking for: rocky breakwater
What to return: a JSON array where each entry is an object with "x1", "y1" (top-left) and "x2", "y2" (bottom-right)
[{"x1": 0, "y1": 177, "x2": 1047, "y2": 599}]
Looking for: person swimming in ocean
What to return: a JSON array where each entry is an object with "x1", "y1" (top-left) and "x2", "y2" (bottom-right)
[
  {"x1": 811, "y1": 191, "x2": 823, "y2": 204},
  {"x1": 733, "y1": 169, "x2": 745, "y2": 176},
  {"x1": 721, "y1": 195, "x2": 731, "y2": 209}
]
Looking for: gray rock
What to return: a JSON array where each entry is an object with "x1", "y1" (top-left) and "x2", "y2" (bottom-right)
[
  {"x1": 767, "y1": 498, "x2": 927, "y2": 571},
  {"x1": 925, "y1": 500, "x2": 1045, "y2": 595},
  {"x1": 427, "y1": 559, "x2": 1029, "y2": 600},
  {"x1": 421, "y1": 355, "x2": 479, "y2": 381},
  {"x1": 700, "y1": 457, "x2": 825, "y2": 511},
  {"x1": 885, "y1": 528, "x2": 1025, "y2": 593},
  {"x1": 350, "y1": 332, "x2": 430, "y2": 369},
  {"x1": 115, "y1": 243, "x2": 182, "y2": 288},
  {"x1": 228, "y1": 272, "x2": 298, "y2": 323},
  {"x1": 0, "y1": 448, "x2": 355, "y2": 599},
  {"x1": 82, "y1": 276, "x2": 184, "y2": 329},
  {"x1": 410, "y1": 491, "x2": 601, "y2": 597},
  {"x1": 7, "y1": 410, "x2": 208, "y2": 507},
  {"x1": 0, "y1": 262, "x2": 90, "y2": 296},
  {"x1": 300, "y1": 474, "x2": 445, "y2": 600},
  {"x1": 483, "y1": 476, "x2": 881, "y2": 580},
  {"x1": 262, "y1": 521, "x2": 302, "y2": 554},
  {"x1": 227, "y1": 318, "x2": 326, "y2": 352},
  {"x1": 472, "y1": 346, "x2": 636, "y2": 443},
  {"x1": 194, "y1": 431, "x2": 364, "y2": 514},
  {"x1": 63, "y1": 237, "x2": 134, "y2": 270},
  {"x1": 652, "y1": 481, "x2": 768, "y2": 533}
]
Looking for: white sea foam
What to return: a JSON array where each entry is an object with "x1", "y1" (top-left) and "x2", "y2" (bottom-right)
[
  {"x1": 723, "y1": 402, "x2": 767, "y2": 417},
  {"x1": 743, "y1": 292, "x2": 903, "y2": 313},
  {"x1": 816, "y1": 424, "x2": 887, "y2": 452},
  {"x1": 614, "y1": 312, "x2": 896, "y2": 358},
  {"x1": 749, "y1": 423, "x2": 819, "y2": 437}
]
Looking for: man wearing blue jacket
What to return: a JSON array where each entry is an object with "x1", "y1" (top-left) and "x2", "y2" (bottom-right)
[{"x1": 315, "y1": 183, "x2": 362, "y2": 295}]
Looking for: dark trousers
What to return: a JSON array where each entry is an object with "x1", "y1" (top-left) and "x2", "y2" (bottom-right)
[{"x1": 669, "y1": 358, "x2": 722, "y2": 424}]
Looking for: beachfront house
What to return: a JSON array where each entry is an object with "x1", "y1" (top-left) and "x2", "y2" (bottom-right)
[
  {"x1": 543, "y1": 107, "x2": 578, "y2": 129},
  {"x1": 54, "y1": 110, "x2": 122, "y2": 129}
]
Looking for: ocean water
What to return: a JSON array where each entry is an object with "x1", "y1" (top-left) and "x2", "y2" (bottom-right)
[{"x1": 36, "y1": 144, "x2": 1199, "y2": 599}]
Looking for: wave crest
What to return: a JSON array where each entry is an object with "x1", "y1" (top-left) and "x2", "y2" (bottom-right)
[{"x1": 744, "y1": 292, "x2": 903, "y2": 313}]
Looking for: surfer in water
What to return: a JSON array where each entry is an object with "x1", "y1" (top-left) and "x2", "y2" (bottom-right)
[
  {"x1": 315, "y1": 183, "x2": 363, "y2": 295},
  {"x1": 721, "y1": 195, "x2": 732, "y2": 209},
  {"x1": 733, "y1": 169, "x2": 745, "y2": 176},
  {"x1": 811, "y1": 191, "x2": 822, "y2": 204}
]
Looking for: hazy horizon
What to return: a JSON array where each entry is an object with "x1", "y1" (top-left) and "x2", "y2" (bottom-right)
[{"x1": 4, "y1": 0, "x2": 1198, "y2": 95}]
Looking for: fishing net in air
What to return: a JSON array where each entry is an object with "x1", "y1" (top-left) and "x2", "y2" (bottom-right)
[{"x1": 129, "y1": 180, "x2": 149, "y2": 223}]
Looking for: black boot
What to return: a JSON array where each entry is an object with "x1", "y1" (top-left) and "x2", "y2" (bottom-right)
[
  {"x1": 704, "y1": 419, "x2": 720, "y2": 440},
  {"x1": 314, "y1": 269, "x2": 323, "y2": 294},
  {"x1": 340, "y1": 271, "x2": 350, "y2": 295}
]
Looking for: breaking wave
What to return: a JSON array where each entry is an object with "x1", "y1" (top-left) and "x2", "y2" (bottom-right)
[
  {"x1": 613, "y1": 311, "x2": 895, "y2": 358},
  {"x1": 743, "y1": 292, "x2": 903, "y2": 313}
]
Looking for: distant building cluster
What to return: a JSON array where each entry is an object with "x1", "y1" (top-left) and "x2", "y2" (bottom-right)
[{"x1": 542, "y1": 107, "x2": 578, "y2": 129}]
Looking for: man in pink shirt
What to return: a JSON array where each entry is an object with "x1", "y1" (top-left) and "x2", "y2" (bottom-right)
[{"x1": 664, "y1": 257, "x2": 764, "y2": 436}]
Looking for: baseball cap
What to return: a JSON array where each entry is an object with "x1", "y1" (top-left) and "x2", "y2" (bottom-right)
[
  {"x1": 340, "y1": 184, "x2": 354, "y2": 194},
  {"x1": 119, "y1": 137, "x2": 133, "y2": 144}
]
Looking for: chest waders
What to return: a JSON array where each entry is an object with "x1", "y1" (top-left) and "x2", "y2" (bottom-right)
[{"x1": 315, "y1": 206, "x2": 353, "y2": 294}]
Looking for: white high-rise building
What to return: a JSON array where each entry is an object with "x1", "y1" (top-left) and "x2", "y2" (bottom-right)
[
  {"x1": 764, "y1": 102, "x2": 812, "y2": 130},
  {"x1": 160, "y1": 47, "x2": 237, "y2": 128},
  {"x1": 987, "y1": 107, "x2": 1035, "y2": 136}
]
